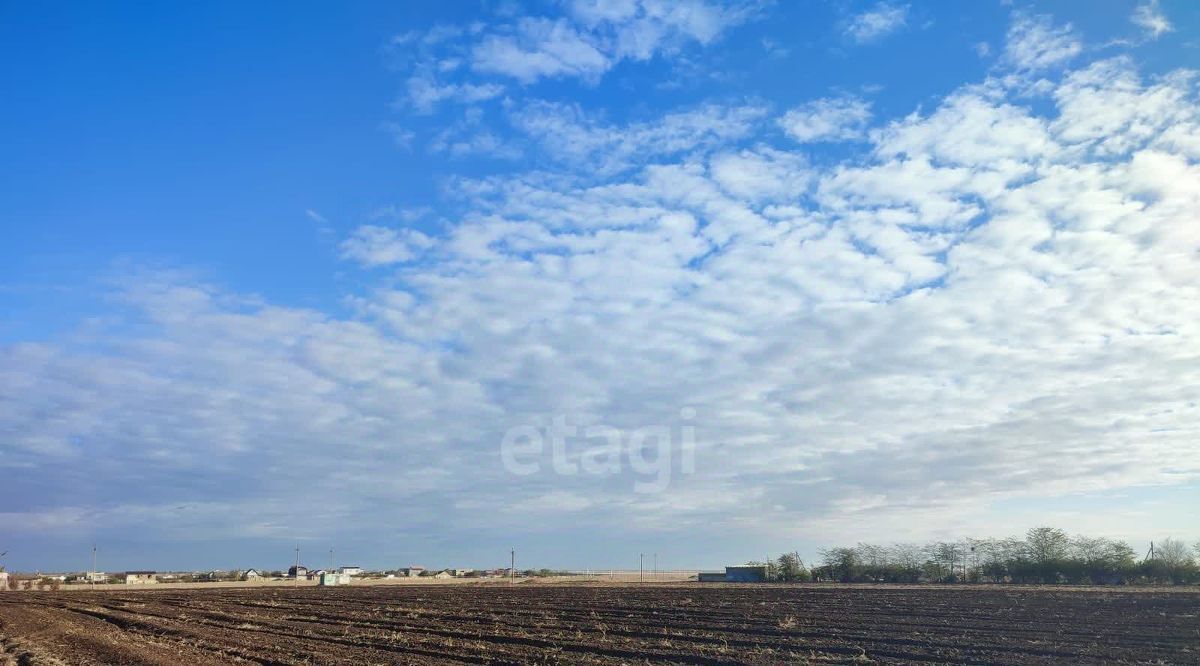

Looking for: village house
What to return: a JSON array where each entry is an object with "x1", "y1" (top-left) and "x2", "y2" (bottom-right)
[{"x1": 124, "y1": 571, "x2": 159, "y2": 584}]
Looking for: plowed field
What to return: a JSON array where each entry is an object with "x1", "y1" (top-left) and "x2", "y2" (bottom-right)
[{"x1": 1, "y1": 584, "x2": 1196, "y2": 664}]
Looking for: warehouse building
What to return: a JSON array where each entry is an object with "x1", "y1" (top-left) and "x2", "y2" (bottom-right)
[
  {"x1": 724, "y1": 566, "x2": 768, "y2": 582},
  {"x1": 698, "y1": 566, "x2": 770, "y2": 582}
]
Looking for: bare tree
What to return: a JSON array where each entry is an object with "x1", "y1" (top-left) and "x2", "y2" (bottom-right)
[
  {"x1": 818, "y1": 547, "x2": 859, "y2": 582},
  {"x1": 889, "y1": 542, "x2": 924, "y2": 579},
  {"x1": 1156, "y1": 538, "x2": 1192, "y2": 573},
  {"x1": 925, "y1": 541, "x2": 963, "y2": 581},
  {"x1": 1025, "y1": 527, "x2": 1070, "y2": 563},
  {"x1": 775, "y1": 552, "x2": 809, "y2": 582}
]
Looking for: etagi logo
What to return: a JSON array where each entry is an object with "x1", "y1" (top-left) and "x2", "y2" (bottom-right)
[{"x1": 500, "y1": 409, "x2": 697, "y2": 493}]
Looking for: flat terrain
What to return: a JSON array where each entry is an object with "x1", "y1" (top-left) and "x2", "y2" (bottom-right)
[{"x1": 1, "y1": 584, "x2": 1197, "y2": 664}]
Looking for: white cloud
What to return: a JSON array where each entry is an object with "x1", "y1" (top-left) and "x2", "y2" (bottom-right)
[
  {"x1": 472, "y1": 18, "x2": 611, "y2": 84},
  {"x1": 844, "y1": 2, "x2": 909, "y2": 44},
  {"x1": 510, "y1": 100, "x2": 769, "y2": 173},
  {"x1": 873, "y1": 92, "x2": 1057, "y2": 166},
  {"x1": 406, "y1": 76, "x2": 505, "y2": 113},
  {"x1": 339, "y1": 225, "x2": 434, "y2": 267},
  {"x1": 428, "y1": 107, "x2": 524, "y2": 160},
  {"x1": 570, "y1": 0, "x2": 735, "y2": 59},
  {"x1": 1131, "y1": 1, "x2": 1173, "y2": 40},
  {"x1": 709, "y1": 148, "x2": 809, "y2": 202},
  {"x1": 779, "y1": 97, "x2": 872, "y2": 143},
  {"x1": 395, "y1": 1, "x2": 756, "y2": 109},
  {"x1": 1003, "y1": 13, "x2": 1082, "y2": 71},
  {"x1": 1052, "y1": 57, "x2": 1195, "y2": 155}
]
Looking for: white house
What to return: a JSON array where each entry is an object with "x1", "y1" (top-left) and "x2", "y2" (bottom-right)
[{"x1": 338, "y1": 566, "x2": 362, "y2": 576}]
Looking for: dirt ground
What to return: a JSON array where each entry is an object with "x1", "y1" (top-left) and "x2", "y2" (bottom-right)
[{"x1": 1, "y1": 583, "x2": 1197, "y2": 664}]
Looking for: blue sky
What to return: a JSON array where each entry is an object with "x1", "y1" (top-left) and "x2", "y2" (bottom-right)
[{"x1": 2, "y1": 0, "x2": 1199, "y2": 573}]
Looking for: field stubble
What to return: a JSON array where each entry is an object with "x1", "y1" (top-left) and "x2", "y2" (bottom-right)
[{"x1": 0, "y1": 583, "x2": 1196, "y2": 664}]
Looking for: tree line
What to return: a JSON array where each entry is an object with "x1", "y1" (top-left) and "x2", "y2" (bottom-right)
[{"x1": 753, "y1": 528, "x2": 1200, "y2": 585}]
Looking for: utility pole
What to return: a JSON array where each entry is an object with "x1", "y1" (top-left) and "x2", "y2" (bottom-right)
[
  {"x1": 639, "y1": 553, "x2": 644, "y2": 583},
  {"x1": 510, "y1": 548, "x2": 515, "y2": 586},
  {"x1": 330, "y1": 548, "x2": 334, "y2": 572},
  {"x1": 91, "y1": 545, "x2": 97, "y2": 589},
  {"x1": 294, "y1": 546, "x2": 300, "y2": 586},
  {"x1": 653, "y1": 553, "x2": 657, "y2": 580}
]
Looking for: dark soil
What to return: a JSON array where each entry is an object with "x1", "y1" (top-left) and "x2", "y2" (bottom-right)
[{"x1": 1, "y1": 584, "x2": 1197, "y2": 664}]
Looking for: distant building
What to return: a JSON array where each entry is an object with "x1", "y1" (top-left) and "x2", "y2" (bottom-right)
[
  {"x1": 446, "y1": 568, "x2": 474, "y2": 577},
  {"x1": 242, "y1": 569, "x2": 261, "y2": 580},
  {"x1": 319, "y1": 572, "x2": 351, "y2": 586},
  {"x1": 288, "y1": 565, "x2": 308, "y2": 579},
  {"x1": 338, "y1": 566, "x2": 362, "y2": 576},
  {"x1": 0, "y1": 571, "x2": 9, "y2": 590},
  {"x1": 124, "y1": 571, "x2": 159, "y2": 584},
  {"x1": 724, "y1": 566, "x2": 768, "y2": 582},
  {"x1": 84, "y1": 571, "x2": 107, "y2": 583},
  {"x1": 432, "y1": 570, "x2": 452, "y2": 579},
  {"x1": 400, "y1": 566, "x2": 425, "y2": 577},
  {"x1": 697, "y1": 566, "x2": 770, "y2": 582}
]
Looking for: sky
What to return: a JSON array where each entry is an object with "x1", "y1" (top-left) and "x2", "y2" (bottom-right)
[{"x1": 1, "y1": 0, "x2": 1199, "y2": 573}]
